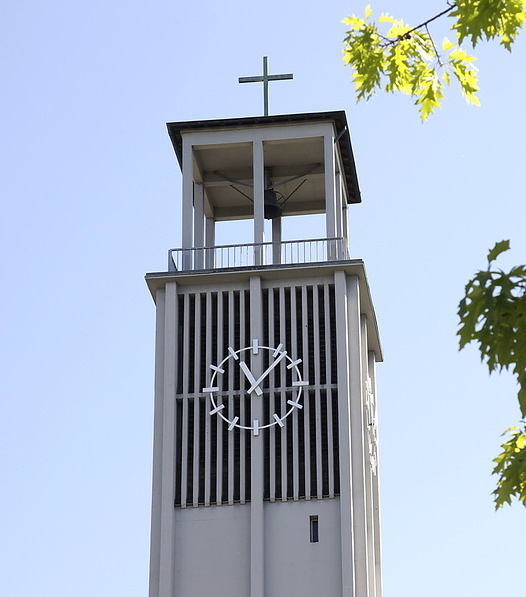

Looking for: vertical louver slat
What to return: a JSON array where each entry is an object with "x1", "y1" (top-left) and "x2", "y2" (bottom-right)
[
  {"x1": 215, "y1": 291, "x2": 223, "y2": 506},
  {"x1": 239, "y1": 289, "x2": 247, "y2": 504},
  {"x1": 301, "y1": 286, "x2": 311, "y2": 500},
  {"x1": 290, "y1": 286, "x2": 300, "y2": 501},
  {"x1": 180, "y1": 293, "x2": 191, "y2": 507},
  {"x1": 313, "y1": 286, "x2": 323, "y2": 499},
  {"x1": 325, "y1": 284, "x2": 335, "y2": 498},
  {"x1": 192, "y1": 295, "x2": 201, "y2": 507},
  {"x1": 204, "y1": 292, "x2": 212, "y2": 506},
  {"x1": 279, "y1": 286, "x2": 288, "y2": 501},
  {"x1": 227, "y1": 290, "x2": 235, "y2": 505},
  {"x1": 267, "y1": 289, "x2": 276, "y2": 502}
]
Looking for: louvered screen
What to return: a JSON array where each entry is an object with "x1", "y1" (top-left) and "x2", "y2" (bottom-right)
[
  {"x1": 261, "y1": 284, "x2": 339, "y2": 501},
  {"x1": 174, "y1": 281, "x2": 339, "y2": 507}
]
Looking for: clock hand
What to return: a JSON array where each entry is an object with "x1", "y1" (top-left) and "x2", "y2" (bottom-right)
[
  {"x1": 239, "y1": 361, "x2": 263, "y2": 396},
  {"x1": 248, "y1": 350, "x2": 287, "y2": 394}
]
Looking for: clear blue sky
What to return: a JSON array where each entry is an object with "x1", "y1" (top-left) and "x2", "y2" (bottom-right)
[{"x1": 1, "y1": 1, "x2": 524, "y2": 595}]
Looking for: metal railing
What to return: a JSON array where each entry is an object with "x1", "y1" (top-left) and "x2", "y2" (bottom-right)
[{"x1": 168, "y1": 237, "x2": 350, "y2": 272}]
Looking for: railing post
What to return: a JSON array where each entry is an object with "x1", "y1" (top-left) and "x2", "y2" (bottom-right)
[{"x1": 168, "y1": 250, "x2": 176, "y2": 271}]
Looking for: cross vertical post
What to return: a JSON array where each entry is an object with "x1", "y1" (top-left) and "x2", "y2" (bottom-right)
[{"x1": 238, "y1": 56, "x2": 293, "y2": 116}]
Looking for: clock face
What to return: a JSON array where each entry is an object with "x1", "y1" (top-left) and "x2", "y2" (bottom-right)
[{"x1": 202, "y1": 339, "x2": 308, "y2": 435}]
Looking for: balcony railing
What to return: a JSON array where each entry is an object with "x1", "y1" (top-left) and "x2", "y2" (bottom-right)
[{"x1": 168, "y1": 237, "x2": 350, "y2": 272}]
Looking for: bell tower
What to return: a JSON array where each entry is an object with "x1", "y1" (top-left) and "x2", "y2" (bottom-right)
[{"x1": 146, "y1": 111, "x2": 383, "y2": 597}]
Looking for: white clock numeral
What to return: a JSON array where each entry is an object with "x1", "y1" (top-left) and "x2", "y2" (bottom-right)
[
  {"x1": 203, "y1": 386, "x2": 219, "y2": 393},
  {"x1": 209, "y1": 404, "x2": 225, "y2": 415},
  {"x1": 273, "y1": 413, "x2": 284, "y2": 427},
  {"x1": 287, "y1": 400, "x2": 303, "y2": 410}
]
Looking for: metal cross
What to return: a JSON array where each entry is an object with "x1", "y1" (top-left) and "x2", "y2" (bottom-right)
[{"x1": 238, "y1": 56, "x2": 293, "y2": 116}]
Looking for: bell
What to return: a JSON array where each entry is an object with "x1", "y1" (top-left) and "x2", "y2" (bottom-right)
[{"x1": 264, "y1": 189, "x2": 283, "y2": 219}]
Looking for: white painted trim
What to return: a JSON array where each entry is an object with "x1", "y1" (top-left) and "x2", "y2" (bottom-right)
[
  {"x1": 148, "y1": 288, "x2": 164, "y2": 597},
  {"x1": 157, "y1": 282, "x2": 178, "y2": 597},
  {"x1": 369, "y1": 350, "x2": 383, "y2": 597},
  {"x1": 334, "y1": 271, "x2": 354, "y2": 597},
  {"x1": 362, "y1": 315, "x2": 375, "y2": 596},
  {"x1": 347, "y1": 275, "x2": 368, "y2": 597},
  {"x1": 180, "y1": 122, "x2": 332, "y2": 147}
]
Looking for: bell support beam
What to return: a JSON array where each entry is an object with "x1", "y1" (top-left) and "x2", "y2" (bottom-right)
[
  {"x1": 324, "y1": 131, "x2": 337, "y2": 243},
  {"x1": 193, "y1": 183, "x2": 205, "y2": 269},
  {"x1": 253, "y1": 140, "x2": 265, "y2": 264},
  {"x1": 272, "y1": 217, "x2": 282, "y2": 264}
]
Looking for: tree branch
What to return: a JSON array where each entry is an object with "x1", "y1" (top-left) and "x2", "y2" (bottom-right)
[{"x1": 382, "y1": 4, "x2": 457, "y2": 46}]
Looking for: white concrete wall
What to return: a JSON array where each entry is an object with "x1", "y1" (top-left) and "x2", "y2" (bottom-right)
[
  {"x1": 264, "y1": 499, "x2": 342, "y2": 597},
  {"x1": 173, "y1": 505, "x2": 251, "y2": 596}
]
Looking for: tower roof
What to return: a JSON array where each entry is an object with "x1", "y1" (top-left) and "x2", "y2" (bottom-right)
[{"x1": 166, "y1": 111, "x2": 361, "y2": 204}]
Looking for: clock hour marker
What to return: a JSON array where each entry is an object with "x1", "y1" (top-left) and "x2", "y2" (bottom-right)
[
  {"x1": 287, "y1": 399, "x2": 303, "y2": 410},
  {"x1": 287, "y1": 358, "x2": 302, "y2": 369},
  {"x1": 203, "y1": 386, "x2": 219, "y2": 393},
  {"x1": 253, "y1": 420, "x2": 260, "y2": 435},
  {"x1": 252, "y1": 338, "x2": 259, "y2": 354},
  {"x1": 228, "y1": 346, "x2": 239, "y2": 359},
  {"x1": 272, "y1": 343, "x2": 284, "y2": 357},
  {"x1": 273, "y1": 413, "x2": 284, "y2": 427},
  {"x1": 209, "y1": 364, "x2": 225, "y2": 373},
  {"x1": 228, "y1": 416, "x2": 239, "y2": 431},
  {"x1": 292, "y1": 380, "x2": 308, "y2": 387},
  {"x1": 209, "y1": 404, "x2": 225, "y2": 415}
]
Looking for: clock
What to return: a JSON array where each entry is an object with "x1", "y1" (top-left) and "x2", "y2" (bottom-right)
[
  {"x1": 365, "y1": 377, "x2": 378, "y2": 474},
  {"x1": 202, "y1": 339, "x2": 308, "y2": 435}
]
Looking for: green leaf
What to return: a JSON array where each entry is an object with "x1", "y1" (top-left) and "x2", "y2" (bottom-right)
[
  {"x1": 343, "y1": 2, "x2": 526, "y2": 120},
  {"x1": 451, "y1": 0, "x2": 526, "y2": 50},
  {"x1": 487, "y1": 240, "x2": 510, "y2": 263},
  {"x1": 442, "y1": 37, "x2": 456, "y2": 50},
  {"x1": 493, "y1": 425, "x2": 526, "y2": 508}
]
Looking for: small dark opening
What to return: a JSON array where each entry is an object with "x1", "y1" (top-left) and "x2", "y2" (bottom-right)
[{"x1": 310, "y1": 515, "x2": 319, "y2": 543}]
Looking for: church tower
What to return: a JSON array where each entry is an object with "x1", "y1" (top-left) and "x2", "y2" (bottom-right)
[{"x1": 146, "y1": 110, "x2": 383, "y2": 597}]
